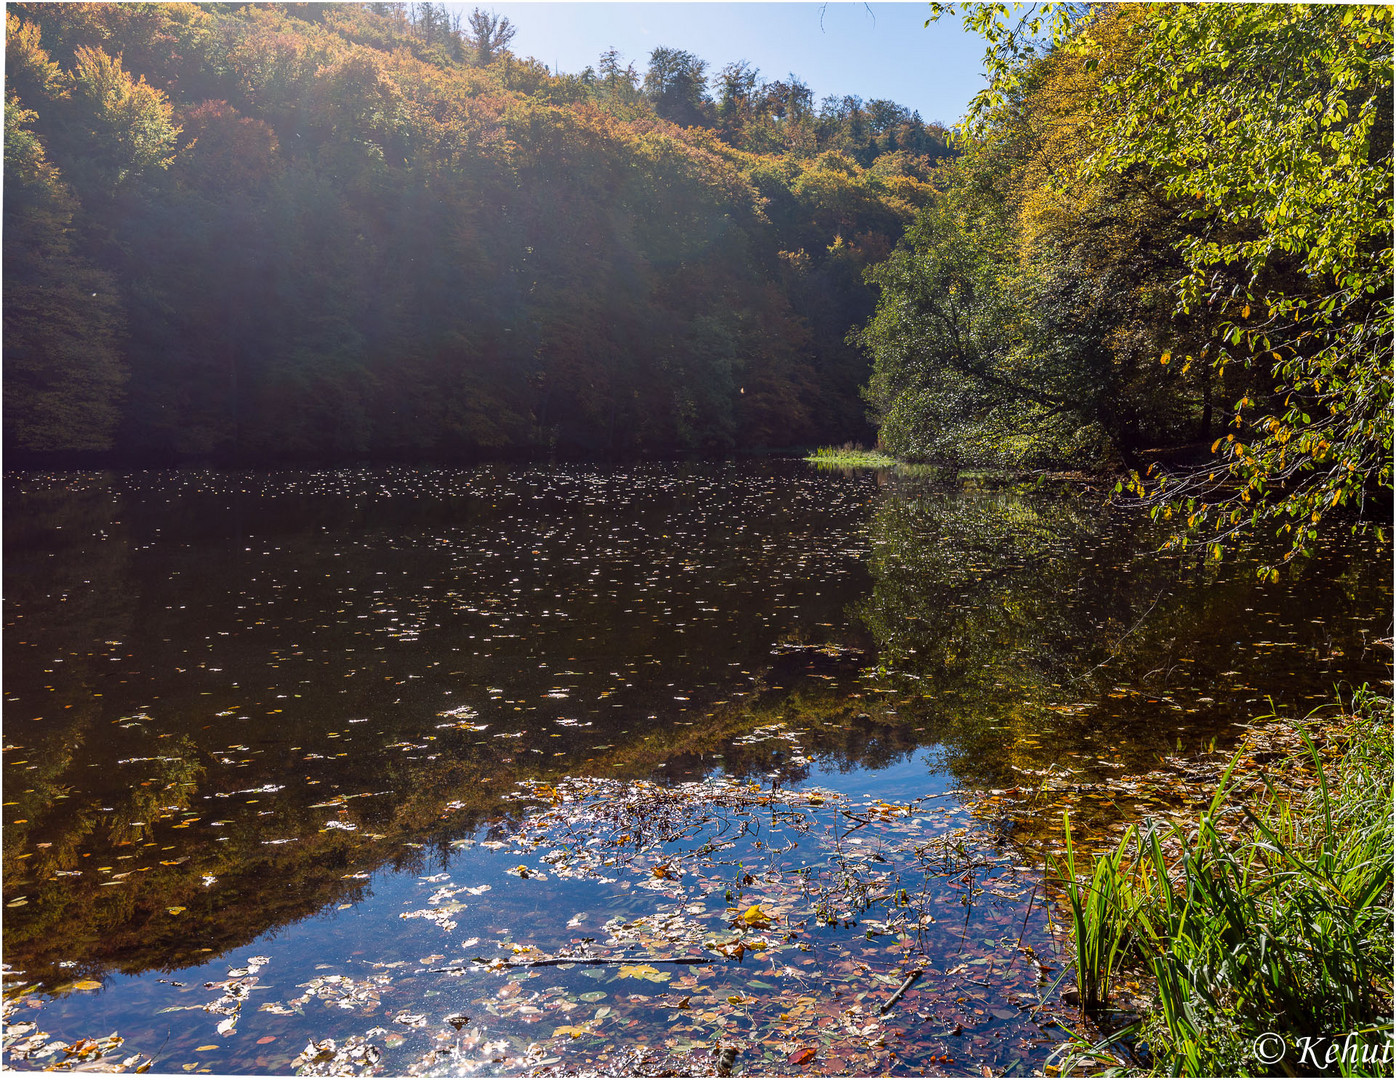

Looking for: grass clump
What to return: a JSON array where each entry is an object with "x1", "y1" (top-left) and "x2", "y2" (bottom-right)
[
  {"x1": 1054, "y1": 688, "x2": 1394, "y2": 1076},
  {"x1": 805, "y1": 444, "x2": 898, "y2": 469}
]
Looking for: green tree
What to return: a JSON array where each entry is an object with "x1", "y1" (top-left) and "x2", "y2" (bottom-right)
[
  {"x1": 3, "y1": 82, "x2": 126, "y2": 453},
  {"x1": 930, "y1": 2, "x2": 1394, "y2": 565},
  {"x1": 857, "y1": 160, "x2": 1035, "y2": 464},
  {"x1": 1097, "y1": 3, "x2": 1394, "y2": 565},
  {"x1": 61, "y1": 43, "x2": 181, "y2": 197},
  {"x1": 464, "y1": 7, "x2": 514, "y2": 66},
  {"x1": 644, "y1": 46, "x2": 710, "y2": 128}
]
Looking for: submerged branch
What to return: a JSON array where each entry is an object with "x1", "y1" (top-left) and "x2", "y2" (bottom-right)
[
  {"x1": 430, "y1": 954, "x2": 716, "y2": 972},
  {"x1": 879, "y1": 968, "x2": 923, "y2": 1014}
]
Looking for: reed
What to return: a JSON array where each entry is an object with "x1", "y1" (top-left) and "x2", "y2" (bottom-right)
[
  {"x1": 1055, "y1": 815, "x2": 1139, "y2": 1016},
  {"x1": 1054, "y1": 689, "x2": 1394, "y2": 1076}
]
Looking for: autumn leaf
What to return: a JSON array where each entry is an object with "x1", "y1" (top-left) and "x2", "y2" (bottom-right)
[
  {"x1": 615, "y1": 963, "x2": 670, "y2": 983},
  {"x1": 738, "y1": 904, "x2": 773, "y2": 927},
  {"x1": 789, "y1": 1047, "x2": 818, "y2": 1066}
]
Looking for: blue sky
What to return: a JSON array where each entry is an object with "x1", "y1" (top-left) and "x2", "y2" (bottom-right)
[{"x1": 451, "y1": 2, "x2": 990, "y2": 127}]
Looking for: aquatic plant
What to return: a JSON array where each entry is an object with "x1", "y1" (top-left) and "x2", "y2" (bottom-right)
[{"x1": 1055, "y1": 690, "x2": 1395, "y2": 1076}]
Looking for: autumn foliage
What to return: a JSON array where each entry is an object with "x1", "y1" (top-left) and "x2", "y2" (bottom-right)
[{"x1": 3, "y1": 2, "x2": 950, "y2": 462}]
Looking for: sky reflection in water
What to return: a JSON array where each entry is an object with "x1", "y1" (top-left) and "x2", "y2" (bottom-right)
[{"x1": 3, "y1": 462, "x2": 1389, "y2": 1074}]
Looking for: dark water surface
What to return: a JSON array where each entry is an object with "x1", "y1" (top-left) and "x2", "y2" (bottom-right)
[{"x1": 3, "y1": 462, "x2": 1390, "y2": 1075}]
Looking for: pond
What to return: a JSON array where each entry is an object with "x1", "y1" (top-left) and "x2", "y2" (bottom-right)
[{"x1": 3, "y1": 461, "x2": 1390, "y2": 1075}]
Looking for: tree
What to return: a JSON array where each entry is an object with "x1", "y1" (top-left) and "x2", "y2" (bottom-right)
[
  {"x1": 591, "y1": 47, "x2": 642, "y2": 114},
  {"x1": 61, "y1": 44, "x2": 181, "y2": 197},
  {"x1": 857, "y1": 162, "x2": 1037, "y2": 464},
  {"x1": 930, "y1": 2, "x2": 1394, "y2": 566},
  {"x1": 643, "y1": 46, "x2": 709, "y2": 127},
  {"x1": 1097, "y1": 4, "x2": 1393, "y2": 566},
  {"x1": 464, "y1": 7, "x2": 514, "y2": 67},
  {"x1": 4, "y1": 75, "x2": 127, "y2": 453},
  {"x1": 714, "y1": 60, "x2": 757, "y2": 139}
]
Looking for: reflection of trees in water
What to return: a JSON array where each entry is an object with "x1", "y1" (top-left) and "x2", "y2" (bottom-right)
[
  {"x1": 4, "y1": 471, "x2": 1387, "y2": 988},
  {"x1": 4, "y1": 474, "x2": 148, "y2": 971},
  {"x1": 852, "y1": 481, "x2": 1393, "y2": 793},
  {"x1": 0, "y1": 667, "x2": 925, "y2": 987}
]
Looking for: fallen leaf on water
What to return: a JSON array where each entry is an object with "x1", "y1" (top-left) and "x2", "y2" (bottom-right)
[
  {"x1": 194, "y1": 1046, "x2": 219, "y2": 1052},
  {"x1": 789, "y1": 1047, "x2": 818, "y2": 1066},
  {"x1": 737, "y1": 903, "x2": 774, "y2": 928},
  {"x1": 615, "y1": 964, "x2": 670, "y2": 984},
  {"x1": 72, "y1": 981, "x2": 103, "y2": 992}
]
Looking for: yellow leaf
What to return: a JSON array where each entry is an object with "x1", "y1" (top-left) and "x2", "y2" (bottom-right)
[
  {"x1": 72, "y1": 980, "x2": 103, "y2": 991},
  {"x1": 1242, "y1": 304, "x2": 1250, "y2": 318},
  {"x1": 740, "y1": 904, "x2": 772, "y2": 927},
  {"x1": 552, "y1": 1025, "x2": 588, "y2": 1039},
  {"x1": 167, "y1": 906, "x2": 186, "y2": 915},
  {"x1": 616, "y1": 963, "x2": 670, "y2": 983},
  {"x1": 194, "y1": 1046, "x2": 220, "y2": 1053},
  {"x1": 1160, "y1": 351, "x2": 1171, "y2": 365}
]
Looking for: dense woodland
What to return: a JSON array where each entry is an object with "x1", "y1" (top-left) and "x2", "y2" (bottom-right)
[
  {"x1": 4, "y1": 0, "x2": 953, "y2": 462},
  {"x1": 863, "y1": 2, "x2": 1391, "y2": 561},
  {"x1": 4, "y1": 3, "x2": 1392, "y2": 559}
]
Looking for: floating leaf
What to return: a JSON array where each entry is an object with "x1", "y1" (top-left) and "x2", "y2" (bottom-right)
[
  {"x1": 739, "y1": 904, "x2": 772, "y2": 927},
  {"x1": 615, "y1": 964, "x2": 670, "y2": 984}
]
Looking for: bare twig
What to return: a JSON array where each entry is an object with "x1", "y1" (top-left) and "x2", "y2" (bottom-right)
[{"x1": 879, "y1": 968, "x2": 923, "y2": 1015}]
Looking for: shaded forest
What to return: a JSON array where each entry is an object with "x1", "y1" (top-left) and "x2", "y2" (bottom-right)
[{"x1": 4, "y1": 1, "x2": 953, "y2": 463}]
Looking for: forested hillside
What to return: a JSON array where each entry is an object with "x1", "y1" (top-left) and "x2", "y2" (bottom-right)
[{"x1": 4, "y1": 1, "x2": 952, "y2": 462}]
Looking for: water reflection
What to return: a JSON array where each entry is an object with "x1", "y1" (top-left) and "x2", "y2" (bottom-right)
[
  {"x1": 4, "y1": 464, "x2": 883, "y2": 986},
  {"x1": 853, "y1": 477, "x2": 1390, "y2": 794},
  {"x1": 2, "y1": 464, "x2": 1389, "y2": 997}
]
